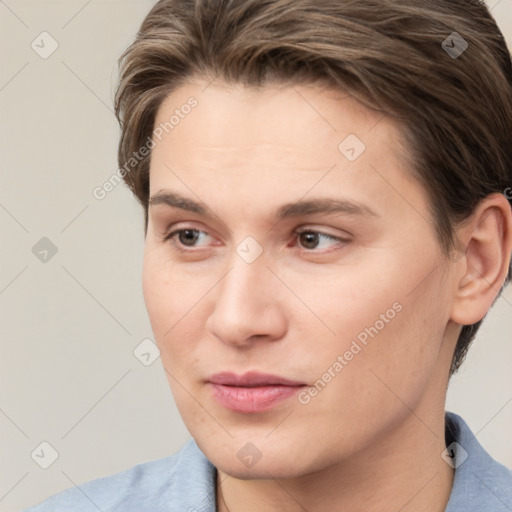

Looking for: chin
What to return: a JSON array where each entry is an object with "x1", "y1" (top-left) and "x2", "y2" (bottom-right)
[
  {"x1": 215, "y1": 456, "x2": 307, "y2": 480},
  {"x1": 196, "y1": 434, "x2": 327, "y2": 480}
]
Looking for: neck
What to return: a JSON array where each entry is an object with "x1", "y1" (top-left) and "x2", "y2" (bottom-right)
[{"x1": 217, "y1": 408, "x2": 454, "y2": 512}]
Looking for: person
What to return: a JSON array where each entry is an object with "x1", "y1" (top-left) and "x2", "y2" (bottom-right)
[{"x1": 24, "y1": 0, "x2": 512, "y2": 510}]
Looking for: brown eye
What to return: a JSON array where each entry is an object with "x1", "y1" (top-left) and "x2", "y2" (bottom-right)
[
  {"x1": 296, "y1": 230, "x2": 344, "y2": 251},
  {"x1": 299, "y1": 232, "x2": 321, "y2": 250},
  {"x1": 178, "y1": 229, "x2": 201, "y2": 246},
  {"x1": 164, "y1": 228, "x2": 211, "y2": 250}
]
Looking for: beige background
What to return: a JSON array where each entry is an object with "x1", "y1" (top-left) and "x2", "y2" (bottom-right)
[{"x1": 1, "y1": 1, "x2": 511, "y2": 510}]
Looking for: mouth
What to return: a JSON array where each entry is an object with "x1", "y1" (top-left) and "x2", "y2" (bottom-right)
[{"x1": 207, "y1": 371, "x2": 307, "y2": 413}]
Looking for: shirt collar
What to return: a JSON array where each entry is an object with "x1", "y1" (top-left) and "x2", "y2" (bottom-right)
[{"x1": 444, "y1": 411, "x2": 512, "y2": 512}]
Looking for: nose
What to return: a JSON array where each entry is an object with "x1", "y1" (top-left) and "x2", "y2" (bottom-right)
[{"x1": 205, "y1": 255, "x2": 288, "y2": 348}]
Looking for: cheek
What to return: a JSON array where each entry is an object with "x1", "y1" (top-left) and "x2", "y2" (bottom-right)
[
  {"x1": 142, "y1": 252, "x2": 225, "y2": 438},
  {"x1": 142, "y1": 250, "x2": 173, "y2": 336},
  {"x1": 289, "y1": 250, "x2": 449, "y2": 391},
  {"x1": 142, "y1": 248, "x2": 182, "y2": 346},
  {"x1": 141, "y1": 246, "x2": 214, "y2": 369},
  {"x1": 284, "y1": 270, "x2": 448, "y2": 458}
]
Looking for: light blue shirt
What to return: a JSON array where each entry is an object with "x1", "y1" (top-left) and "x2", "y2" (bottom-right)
[{"x1": 24, "y1": 412, "x2": 512, "y2": 511}]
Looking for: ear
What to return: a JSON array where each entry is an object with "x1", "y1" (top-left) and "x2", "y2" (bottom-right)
[{"x1": 450, "y1": 193, "x2": 512, "y2": 326}]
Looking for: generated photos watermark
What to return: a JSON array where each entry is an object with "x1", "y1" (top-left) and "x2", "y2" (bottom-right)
[
  {"x1": 92, "y1": 96, "x2": 198, "y2": 201},
  {"x1": 298, "y1": 301, "x2": 403, "y2": 405}
]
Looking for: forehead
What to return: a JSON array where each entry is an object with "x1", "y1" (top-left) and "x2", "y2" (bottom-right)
[
  {"x1": 148, "y1": 80, "x2": 428, "y2": 223},
  {"x1": 152, "y1": 80, "x2": 400, "y2": 167}
]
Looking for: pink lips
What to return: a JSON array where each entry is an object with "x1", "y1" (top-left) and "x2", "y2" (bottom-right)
[{"x1": 207, "y1": 371, "x2": 306, "y2": 413}]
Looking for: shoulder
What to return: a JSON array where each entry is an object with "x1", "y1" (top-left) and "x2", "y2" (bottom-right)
[
  {"x1": 23, "y1": 439, "x2": 217, "y2": 512},
  {"x1": 445, "y1": 411, "x2": 512, "y2": 512}
]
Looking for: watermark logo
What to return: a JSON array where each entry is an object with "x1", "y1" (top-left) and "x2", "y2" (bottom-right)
[
  {"x1": 442, "y1": 32, "x2": 468, "y2": 59},
  {"x1": 442, "y1": 442, "x2": 468, "y2": 469},
  {"x1": 133, "y1": 338, "x2": 161, "y2": 367},
  {"x1": 32, "y1": 237, "x2": 58, "y2": 263},
  {"x1": 237, "y1": 442, "x2": 262, "y2": 468},
  {"x1": 338, "y1": 134, "x2": 366, "y2": 162},
  {"x1": 31, "y1": 441, "x2": 59, "y2": 469},
  {"x1": 31, "y1": 32, "x2": 59, "y2": 59},
  {"x1": 236, "y1": 236, "x2": 263, "y2": 264}
]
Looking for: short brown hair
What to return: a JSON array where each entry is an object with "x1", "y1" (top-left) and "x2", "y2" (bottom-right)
[{"x1": 114, "y1": 0, "x2": 512, "y2": 377}]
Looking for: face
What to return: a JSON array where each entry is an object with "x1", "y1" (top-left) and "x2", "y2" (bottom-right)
[{"x1": 143, "y1": 80, "x2": 457, "y2": 478}]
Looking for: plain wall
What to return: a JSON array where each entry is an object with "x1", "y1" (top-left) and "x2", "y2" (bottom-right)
[{"x1": 1, "y1": 0, "x2": 511, "y2": 510}]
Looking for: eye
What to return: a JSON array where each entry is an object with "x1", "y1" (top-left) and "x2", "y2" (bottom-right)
[
  {"x1": 163, "y1": 228, "x2": 212, "y2": 250},
  {"x1": 162, "y1": 227, "x2": 349, "y2": 254},
  {"x1": 295, "y1": 229, "x2": 348, "y2": 251}
]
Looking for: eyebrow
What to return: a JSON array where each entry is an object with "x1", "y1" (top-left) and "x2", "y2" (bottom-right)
[{"x1": 149, "y1": 191, "x2": 379, "y2": 220}]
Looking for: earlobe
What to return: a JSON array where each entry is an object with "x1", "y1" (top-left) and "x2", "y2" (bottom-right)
[{"x1": 450, "y1": 193, "x2": 512, "y2": 326}]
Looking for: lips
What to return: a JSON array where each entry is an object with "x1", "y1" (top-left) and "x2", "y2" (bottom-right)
[
  {"x1": 208, "y1": 371, "x2": 305, "y2": 387},
  {"x1": 207, "y1": 371, "x2": 306, "y2": 413}
]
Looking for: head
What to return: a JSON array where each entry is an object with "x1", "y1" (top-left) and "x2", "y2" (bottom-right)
[{"x1": 115, "y1": 0, "x2": 512, "y2": 478}]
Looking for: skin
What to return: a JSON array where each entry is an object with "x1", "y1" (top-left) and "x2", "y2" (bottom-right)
[{"x1": 142, "y1": 80, "x2": 512, "y2": 512}]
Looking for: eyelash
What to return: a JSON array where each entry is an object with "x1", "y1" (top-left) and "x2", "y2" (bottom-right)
[{"x1": 162, "y1": 227, "x2": 349, "y2": 254}]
